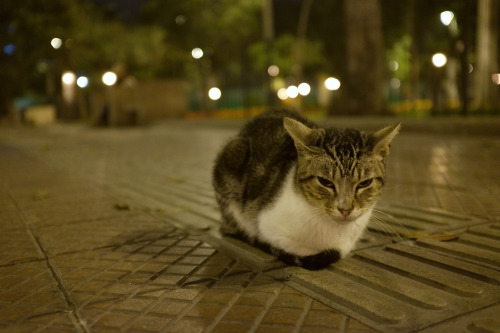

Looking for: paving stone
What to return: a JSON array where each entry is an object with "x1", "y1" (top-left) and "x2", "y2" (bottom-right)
[
  {"x1": 262, "y1": 307, "x2": 304, "y2": 325},
  {"x1": 222, "y1": 304, "x2": 264, "y2": 322},
  {"x1": 212, "y1": 321, "x2": 253, "y2": 332},
  {"x1": 304, "y1": 308, "x2": 343, "y2": 328},
  {"x1": 150, "y1": 299, "x2": 190, "y2": 316}
]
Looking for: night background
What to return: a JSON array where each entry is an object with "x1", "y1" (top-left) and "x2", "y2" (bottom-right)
[{"x1": 1, "y1": 0, "x2": 499, "y2": 125}]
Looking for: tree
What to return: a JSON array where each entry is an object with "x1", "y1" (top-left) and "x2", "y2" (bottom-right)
[
  {"x1": 473, "y1": 0, "x2": 499, "y2": 111},
  {"x1": 342, "y1": 0, "x2": 385, "y2": 114}
]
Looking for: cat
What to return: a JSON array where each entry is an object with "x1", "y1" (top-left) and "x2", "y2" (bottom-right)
[{"x1": 213, "y1": 109, "x2": 400, "y2": 270}]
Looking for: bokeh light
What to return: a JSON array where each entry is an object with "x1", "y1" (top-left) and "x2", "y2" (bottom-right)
[
  {"x1": 51, "y1": 38, "x2": 62, "y2": 49},
  {"x1": 208, "y1": 87, "x2": 221, "y2": 100},
  {"x1": 62, "y1": 71, "x2": 76, "y2": 85},
  {"x1": 3, "y1": 44, "x2": 15, "y2": 55},
  {"x1": 492, "y1": 74, "x2": 500, "y2": 85},
  {"x1": 286, "y1": 85, "x2": 299, "y2": 99},
  {"x1": 432, "y1": 53, "x2": 447, "y2": 68},
  {"x1": 102, "y1": 71, "x2": 117, "y2": 86},
  {"x1": 298, "y1": 83, "x2": 311, "y2": 96},
  {"x1": 440, "y1": 11, "x2": 454, "y2": 26},
  {"x1": 390, "y1": 78, "x2": 401, "y2": 90},
  {"x1": 76, "y1": 76, "x2": 89, "y2": 88},
  {"x1": 277, "y1": 88, "x2": 288, "y2": 100},
  {"x1": 324, "y1": 77, "x2": 341, "y2": 91},
  {"x1": 267, "y1": 65, "x2": 279, "y2": 77},
  {"x1": 389, "y1": 60, "x2": 399, "y2": 71},
  {"x1": 191, "y1": 48, "x2": 203, "y2": 59}
]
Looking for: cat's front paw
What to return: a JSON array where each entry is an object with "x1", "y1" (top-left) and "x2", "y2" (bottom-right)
[
  {"x1": 299, "y1": 250, "x2": 341, "y2": 270},
  {"x1": 278, "y1": 249, "x2": 341, "y2": 270}
]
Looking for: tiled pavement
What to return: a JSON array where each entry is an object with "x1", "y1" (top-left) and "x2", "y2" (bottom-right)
[{"x1": 0, "y1": 118, "x2": 499, "y2": 332}]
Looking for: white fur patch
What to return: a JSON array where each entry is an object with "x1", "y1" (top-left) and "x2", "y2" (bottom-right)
[
  {"x1": 226, "y1": 201, "x2": 258, "y2": 237},
  {"x1": 257, "y1": 166, "x2": 372, "y2": 257}
]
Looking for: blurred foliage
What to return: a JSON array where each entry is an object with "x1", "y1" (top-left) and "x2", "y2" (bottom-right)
[
  {"x1": 249, "y1": 34, "x2": 325, "y2": 79},
  {"x1": 139, "y1": 0, "x2": 262, "y2": 85},
  {"x1": 0, "y1": 0, "x2": 495, "y2": 116},
  {"x1": 386, "y1": 35, "x2": 411, "y2": 82},
  {"x1": 0, "y1": 0, "x2": 174, "y2": 115},
  {"x1": 71, "y1": 22, "x2": 171, "y2": 79}
]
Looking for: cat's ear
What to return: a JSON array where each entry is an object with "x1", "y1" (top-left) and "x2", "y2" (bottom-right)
[
  {"x1": 283, "y1": 117, "x2": 314, "y2": 149},
  {"x1": 371, "y1": 123, "x2": 401, "y2": 158}
]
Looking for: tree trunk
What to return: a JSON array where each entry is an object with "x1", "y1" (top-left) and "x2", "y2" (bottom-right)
[
  {"x1": 473, "y1": 0, "x2": 499, "y2": 111},
  {"x1": 342, "y1": 0, "x2": 385, "y2": 115},
  {"x1": 408, "y1": 0, "x2": 420, "y2": 104},
  {"x1": 262, "y1": 0, "x2": 276, "y2": 108},
  {"x1": 294, "y1": 0, "x2": 314, "y2": 112},
  {"x1": 459, "y1": 0, "x2": 473, "y2": 116}
]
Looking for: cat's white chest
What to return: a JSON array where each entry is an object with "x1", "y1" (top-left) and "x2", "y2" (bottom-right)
[{"x1": 257, "y1": 166, "x2": 370, "y2": 257}]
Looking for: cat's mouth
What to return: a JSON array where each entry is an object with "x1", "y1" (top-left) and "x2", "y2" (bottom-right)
[
  {"x1": 330, "y1": 210, "x2": 361, "y2": 223},
  {"x1": 335, "y1": 215, "x2": 357, "y2": 223}
]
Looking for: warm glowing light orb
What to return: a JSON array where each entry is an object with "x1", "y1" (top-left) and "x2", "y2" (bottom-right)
[
  {"x1": 277, "y1": 88, "x2": 288, "y2": 100},
  {"x1": 298, "y1": 83, "x2": 311, "y2": 96},
  {"x1": 267, "y1": 65, "x2": 279, "y2": 77},
  {"x1": 76, "y1": 76, "x2": 89, "y2": 88},
  {"x1": 62, "y1": 71, "x2": 76, "y2": 85},
  {"x1": 286, "y1": 86, "x2": 298, "y2": 99},
  {"x1": 51, "y1": 38, "x2": 62, "y2": 49},
  {"x1": 191, "y1": 48, "x2": 203, "y2": 59},
  {"x1": 492, "y1": 74, "x2": 500, "y2": 85},
  {"x1": 208, "y1": 87, "x2": 221, "y2": 100},
  {"x1": 102, "y1": 71, "x2": 117, "y2": 86},
  {"x1": 440, "y1": 11, "x2": 454, "y2": 26},
  {"x1": 324, "y1": 77, "x2": 341, "y2": 90},
  {"x1": 432, "y1": 53, "x2": 447, "y2": 68}
]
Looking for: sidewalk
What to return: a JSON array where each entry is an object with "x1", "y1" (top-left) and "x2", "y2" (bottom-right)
[{"x1": 0, "y1": 118, "x2": 499, "y2": 332}]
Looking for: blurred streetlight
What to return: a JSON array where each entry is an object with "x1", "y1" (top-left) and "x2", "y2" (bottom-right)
[
  {"x1": 102, "y1": 71, "x2": 117, "y2": 86},
  {"x1": 61, "y1": 71, "x2": 77, "y2": 119},
  {"x1": 389, "y1": 78, "x2": 401, "y2": 90},
  {"x1": 76, "y1": 76, "x2": 89, "y2": 88},
  {"x1": 432, "y1": 53, "x2": 447, "y2": 68},
  {"x1": 51, "y1": 38, "x2": 62, "y2": 49},
  {"x1": 277, "y1": 88, "x2": 288, "y2": 100},
  {"x1": 208, "y1": 87, "x2": 221, "y2": 100},
  {"x1": 324, "y1": 77, "x2": 341, "y2": 90},
  {"x1": 267, "y1": 65, "x2": 279, "y2": 77},
  {"x1": 298, "y1": 83, "x2": 311, "y2": 96},
  {"x1": 191, "y1": 48, "x2": 203, "y2": 59},
  {"x1": 62, "y1": 71, "x2": 76, "y2": 85},
  {"x1": 440, "y1": 11, "x2": 454, "y2": 26},
  {"x1": 286, "y1": 85, "x2": 299, "y2": 98}
]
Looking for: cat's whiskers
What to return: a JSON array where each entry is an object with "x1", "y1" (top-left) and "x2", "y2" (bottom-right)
[
  {"x1": 367, "y1": 209, "x2": 408, "y2": 243},
  {"x1": 369, "y1": 215, "x2": 405, "y2": 242},
  {"x1": 368, "y1": 218, "x2": 393, "y2": 239},
  {"x1": 359, "y1": 207, "x2": 393, "y2": 238},
  {"x1": 372, "y1": 208, "x2": 410, "y2": 234}
]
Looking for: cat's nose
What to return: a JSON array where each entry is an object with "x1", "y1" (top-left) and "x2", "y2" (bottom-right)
[{"x1": 338, "y1": 208, "x2": 353, "y2": 217}]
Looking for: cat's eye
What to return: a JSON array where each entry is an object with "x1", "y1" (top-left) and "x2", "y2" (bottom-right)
[
  {"x1": 357, "y1": 178, "x2": 373, "y2": 189},
  {"x1": 317, "y1": 177, "x2": 335, "y2": 190}
]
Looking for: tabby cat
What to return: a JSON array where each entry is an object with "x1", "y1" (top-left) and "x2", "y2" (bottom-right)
[{"x1": 213, "y1": 109, "x2": 400, "y2": 270}]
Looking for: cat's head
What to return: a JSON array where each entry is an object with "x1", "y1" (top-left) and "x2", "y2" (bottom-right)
[{"x1": 284, "y1": 117, "x2": 400, "y2": 223}]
